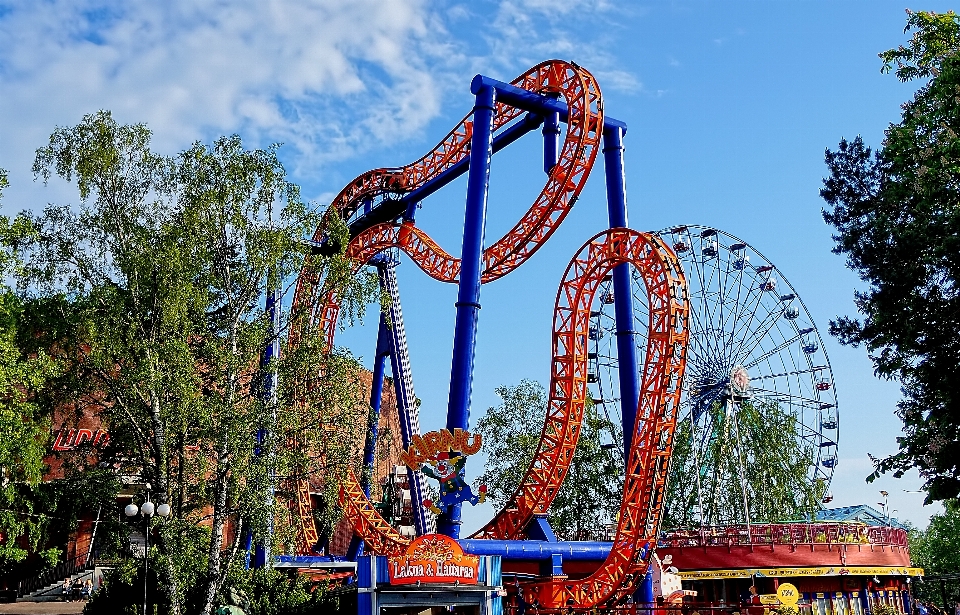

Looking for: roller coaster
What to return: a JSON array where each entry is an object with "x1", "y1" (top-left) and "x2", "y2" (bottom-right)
[{"x1": 289, "y1": 60, "x2": 690, "y2": 610}]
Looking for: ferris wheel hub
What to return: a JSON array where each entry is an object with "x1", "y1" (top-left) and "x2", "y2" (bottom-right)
[{"x1": 730, "y1": 366, "x2": 751, "y2": 398}]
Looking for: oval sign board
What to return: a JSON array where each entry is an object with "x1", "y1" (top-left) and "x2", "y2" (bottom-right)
[{"x1": 777, "y1": 583, "x2": 800, "y2": 606}]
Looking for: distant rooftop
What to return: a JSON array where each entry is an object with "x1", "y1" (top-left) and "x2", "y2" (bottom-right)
[{"x1": 816, "y1": 504, "x2": 908, "y2": 529}]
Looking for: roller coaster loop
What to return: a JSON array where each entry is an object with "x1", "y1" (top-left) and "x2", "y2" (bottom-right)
[
  {"x1": 331, "y1": 226, "x2": 688, "y2": 608},
  {"x1": 520, "y1": 228, "x2": 688, "y2": 608}
]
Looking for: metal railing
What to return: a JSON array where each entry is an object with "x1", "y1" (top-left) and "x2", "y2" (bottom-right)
[
  {"x1": 16, "y1": 550, "x2": 96, "y2": 598},
  {"x1": 658, "y1": 523, "x2": 909, "y2": 549}
]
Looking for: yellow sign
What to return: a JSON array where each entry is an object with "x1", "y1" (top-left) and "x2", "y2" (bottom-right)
[
  {"x1": 760, "y1": 595, "x2": 781, "y2": 605},
  {"x1": 778, "y1": 583, "x2": 800, "y2": 606},
  {"x1": 678, "y1": 566, "x2": 924, "y2": 580},
  {"x1": 388, "y1": 534, "x2": 480, "y2": 586}
]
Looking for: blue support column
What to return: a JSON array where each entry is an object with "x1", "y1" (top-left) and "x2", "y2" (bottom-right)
[
  {"x1": 253, "y1": 282, "x2": 280, "y2": 568},
  {"x1": 439, "y1": 81, "x2": 496, "y2": 538},
  {"x1": 361, "y1": 311, "x2": 391, "y2": 497},
  {"x1": 602, "y1": 125, "x2": 641, "y2": 458},
  {"x1": 542, "y1": 103, "x2": 560, "y2": 174},
  {"x1": 526, "y1": 515, "x2": 558, "y2": 542},
  {"x1": 639, "y1": 570, "x2": 655, "y2": 615},
  {"x1": 357, "y1": 556, "x2": 376, "y2": 615},
  {"x1": 347, "y1": 535, "x2": 364, "y2": 561},
  {"x1": 349, "y1": 303, "x2": 391, "y2": 560},
  {"x1": 380, "y1": 262, "x2": 433, "y2": 536},
  {"x1": 548, "y1": 553, "x2": 564, "y2": 577},
  {"x1": 242, "y1": 530, "x2": 253, "y2": 569}
]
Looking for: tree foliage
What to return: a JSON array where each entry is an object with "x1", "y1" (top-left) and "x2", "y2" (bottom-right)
[
  {"x1": 909, "y1": 502, "x2": 960, "y2": 605},
  {"x1": 821, "y1": 10, "x2": 960, "y2": 502},
  {"x1": 0, "y1": 171, "x2": 64, "y2": 570},
  {"x1": 19, "y1": 111, "x2": 378, "y2": 614},
  {"x1": 664, "y1": 400, "x2": 821, "y2": 528},
  {"x1": 474, "y1": 379, "x2": 623, "y2": 540}
]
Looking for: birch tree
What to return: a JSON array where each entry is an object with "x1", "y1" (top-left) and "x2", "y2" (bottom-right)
[{"x1": 22, "y1": 112, "x2": 377, "y2": 614}]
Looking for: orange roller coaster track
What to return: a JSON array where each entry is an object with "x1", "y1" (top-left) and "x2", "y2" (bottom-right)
[
  {"x1": 521, "y1": 228, "x2": 688, "y2": 609},
  {"x1": 287, "y1": 61, "x2": 689, "y2": 611}
]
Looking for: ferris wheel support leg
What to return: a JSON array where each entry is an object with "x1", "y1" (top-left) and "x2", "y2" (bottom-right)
[
  {"x1": 440, "y1": 84, "x2": 496, "y2": 539},
  {"x1": 602, "y1": 125, "x2": 642, "y2": 457}
]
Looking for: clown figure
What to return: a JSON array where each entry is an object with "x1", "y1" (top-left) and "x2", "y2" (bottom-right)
[{"x1": 420, "y1": 451, "x2": 487, "y2": 514}]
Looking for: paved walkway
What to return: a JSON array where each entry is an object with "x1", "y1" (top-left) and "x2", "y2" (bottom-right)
[{"x1": 0, "y1": 602, "x2": 86, "y2": 614}]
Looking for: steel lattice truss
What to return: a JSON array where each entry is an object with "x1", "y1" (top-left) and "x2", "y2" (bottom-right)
[{"x1": 521, "y1": 229, "x2": 688, "y2": 608}]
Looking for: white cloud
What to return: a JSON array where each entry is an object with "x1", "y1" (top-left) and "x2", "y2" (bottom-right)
[
  {"x1": 475, "y1": 0, "x2": 642, "y2": 94},
  {"x1": 0, "y1": 0, "x2": 447, "y2": 202},
  {"x1": 0, "y1": 0, "x2": 645, "y2": 210}
]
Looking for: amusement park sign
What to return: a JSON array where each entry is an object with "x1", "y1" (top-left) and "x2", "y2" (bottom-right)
[
  {"x1": 400, "y1": 429, "x2": 488, "y2": 514},
  {"x1": 51, "y1": 428, "x2": 110, "y2": 451},
  {"x1": 388, "y1": 534, "x2": 479, "y2": 586},
  {"x1": 399, "y1": 428, "x2": 482, "y2": 468}
]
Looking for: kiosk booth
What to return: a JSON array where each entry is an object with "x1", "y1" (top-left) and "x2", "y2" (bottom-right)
[{"x1": 357, "y1": 535, "x2": 504, "y2": 615}]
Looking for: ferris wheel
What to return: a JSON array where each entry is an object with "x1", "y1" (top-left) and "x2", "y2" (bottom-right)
[{"x1": 588, "y1": 225, "x2": 839, "y2": 528}]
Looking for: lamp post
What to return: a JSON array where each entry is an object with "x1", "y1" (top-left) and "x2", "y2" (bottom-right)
[
  {"x1": 878, "y1": 490, "x2": 890, "y2": 524},
  {"x1": 124, "y1": 484, "x2": 171, "y2": 615}
]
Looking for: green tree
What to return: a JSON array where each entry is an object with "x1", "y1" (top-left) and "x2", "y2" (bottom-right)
[
  {"x1": 820, "y1": 10, "x2": 960, "y2": 502},
  {"x1": 909, "y1": 502, "x2": 960, "y2": 607},
  {"x1": 474, "y1": 379, "x2": 623, "y2": 540},
  {"x1": 663, "y1": 400, "x2": 822, "y2": 528},
  {"x1": 0, "y1": 170, "x2": 64, "y2": 572},
  {"x1": 21, "y1": 111, "x2": 377, "y2": 614}
]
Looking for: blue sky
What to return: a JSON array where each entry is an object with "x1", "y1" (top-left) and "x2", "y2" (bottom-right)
[{"x1": 0, "y1": 1, "x2": 951, "y2": 531}]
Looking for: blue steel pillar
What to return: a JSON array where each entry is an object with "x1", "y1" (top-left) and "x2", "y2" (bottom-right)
[
  {"x1": 438, "y1": 81, "x2": 496, "y2": 538},
  {"x1": 361, "y1": 310, "x2": 391, "y2": 497},
  {"x1": 380, "y1": 262, "x2": 432, "y2": 536},
  {"x1": 542, "y1": 102, "x2": 560, "y2": 174},
  {"x1": 602, "y1": 125, "x2": 642, "y2": 459},
  {"x1": 253, "y1": 282, "x2": 280, "y2": 568},
  {"x1": 348, "y1": 300, "x2": 392, "y2": 561},
  {"x1": 639, "y1": 570, "x2": 655, "y2": 615}
]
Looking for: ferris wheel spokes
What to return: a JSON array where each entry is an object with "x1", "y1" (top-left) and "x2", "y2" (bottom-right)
[{"x1": 592, "y1": 225, "x2": 839, "y2": 530}]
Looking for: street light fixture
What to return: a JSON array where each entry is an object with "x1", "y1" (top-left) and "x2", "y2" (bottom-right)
[
  {"x1": 124, "y1": 484, "x2": 171, "y2": 615},
  {"x1": 878, "y1": 490, "x2": 891, "y2": 524}
]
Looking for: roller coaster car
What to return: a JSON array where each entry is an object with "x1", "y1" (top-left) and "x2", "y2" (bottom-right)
[{"x1": 308, "y1": 198, "x2": 408, "y2": 257}]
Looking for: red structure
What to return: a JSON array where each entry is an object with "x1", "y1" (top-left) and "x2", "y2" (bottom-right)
[{"x1": 659, "y1": 522, "x2": 920, "y2": 615}]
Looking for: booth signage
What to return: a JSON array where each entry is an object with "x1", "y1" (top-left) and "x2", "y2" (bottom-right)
[
  {"x1": 777, "y1": 583, "x2": 800, "y2": 606},
  {"x1": 388, "y1": 534, "x2": 479, "y2": 586},
  {"x1": 678, "y1": 566, "x2": 924, "y2": 580}
]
